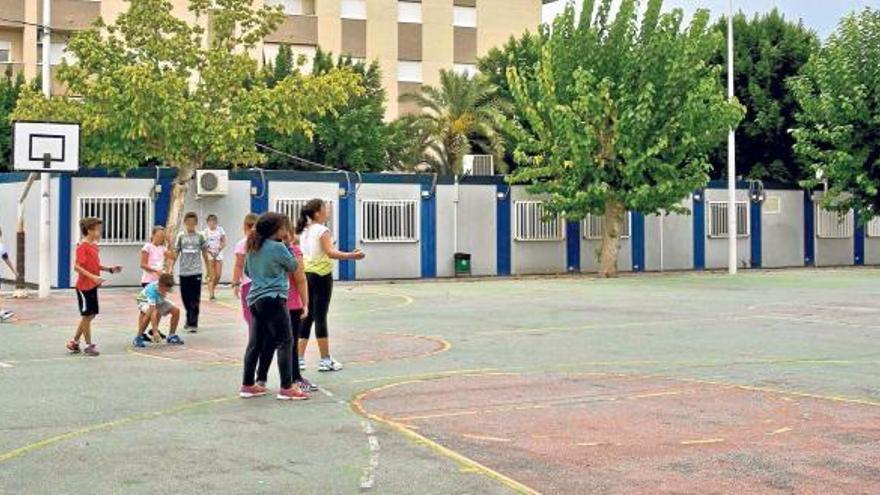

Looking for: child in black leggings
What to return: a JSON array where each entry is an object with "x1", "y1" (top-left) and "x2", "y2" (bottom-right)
[
  {"x1": 295, "y1": 199, "x2": 365, "y2": 372},
  {"x1": 240, "y1": 213, "x2": 308, "y2": 401}
]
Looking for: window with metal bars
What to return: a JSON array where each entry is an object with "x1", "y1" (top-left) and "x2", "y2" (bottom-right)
[
  {"x1": 78, "y1": 197, "x2": 152, "y2": 245},
  {"x1": 707, "y1": 201, "x2": 750, "y2": 238},
  {"x1": 361, "y1": 200, "x2": 418, "y2": 243},
  {"x1": 273, "y1": 198, "x2": 334, "y2": 233},
  {"x1": 583, "y1": 213, "x2": 631, "y2": 240},
  {"x1": 816, "y1": 208, "x2": 853, "y2": 239},
  {"x1": 867, "y1": 216, "x2": 880, "y2": 238},
  {"x1": 513, "y1": 201, "x2": 564, "y2": 241}
]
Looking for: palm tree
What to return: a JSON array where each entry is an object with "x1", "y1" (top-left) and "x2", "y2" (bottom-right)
[{"x1": 399, "y1": 70, "x2": 507, "y2": 175}]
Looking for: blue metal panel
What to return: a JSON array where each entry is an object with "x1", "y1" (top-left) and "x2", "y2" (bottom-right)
[
  {"x1": 420, "y1": 182, "x2": 437, "y2": 278},
  {"x1": 750, "y1": 201, "x2": 762, "y2": 268},
  {"x1": 854, "y1": 210, "x2": 865, "y2": 266},
  {"x1": 693, "y1": 192, "x2": 705, "y2": 270},
  {"x1": 496, "y1": 184, "x2": 511, "y2": 276},
  {"x1": 57, "y1": 174, "x2": 72, "y2": 289},
  {"x1": 565, "y1": 221, "x2": 580, "y2": 272},
  {"x1": 804, "y1": 191, "x2": 814, "y2": 266},
  {"x1": 153, "y1": 170, "x2": 175, "y2": 226},
  {"x1": 338, "y1": 182, "x2": 357, "y2": 281},
  {"x1": 631, "y1": 212, "x2": 646, "y2": 272},
  {"x1": 250, "y1": 174, "x2": 269, "y2": 214}
]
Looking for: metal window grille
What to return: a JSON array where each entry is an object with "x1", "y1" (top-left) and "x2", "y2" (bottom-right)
[
  {"x1": 707, "y1": 201, "x2": 750, "y2": 238},
  {"x1": 513, "y1": 201, "x2": 564, "y2": 241},
  {"x1": 78, "y1": 197, "x2": 152, "y2": 245},
  {"x1": 361, "y1": 200, "x2": 418, "y2": 243},
  {"x1": 583, "y1": 212, "x2": 631, "y2": 240},
  {"x1": 273, "y1": 198, "x2": 334, "y2": 233},
  {"x1": 816, "y1": 207, "x2": 853, "y2": 239},
  {"x1": 867, "y1": 216, "x2": 880, "y2": 238}
]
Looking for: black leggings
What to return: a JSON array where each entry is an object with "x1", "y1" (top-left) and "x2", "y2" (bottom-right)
[
  {"x1": 301, "y1": 272, "x2": 332, "y2": 340},
  {"x1": 257, "y1": 309, "x2": 302, "y2": 384},
  {"x1": 243, "y1": 296, "x2": 293, "y2": 389},
  {"x1": 179, "y1": 274, "x2": 202, "y2": 328}
]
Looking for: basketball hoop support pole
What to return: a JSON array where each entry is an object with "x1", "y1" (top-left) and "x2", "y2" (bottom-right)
[{"x1": 38, "y1": 0, "x2": 51, "y2": 298}]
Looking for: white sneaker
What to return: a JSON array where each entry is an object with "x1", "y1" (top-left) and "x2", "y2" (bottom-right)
[
  {"x1": 0, "y1": 310, "x2": 13, "y2": 321},
  {"x1": 318, "y1": 358, "x2": 343, "y2": 372}
]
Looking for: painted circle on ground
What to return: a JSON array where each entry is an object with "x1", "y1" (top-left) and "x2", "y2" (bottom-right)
[{"x1": 359, "y1": 373, "x2": 880, "y2": 494}]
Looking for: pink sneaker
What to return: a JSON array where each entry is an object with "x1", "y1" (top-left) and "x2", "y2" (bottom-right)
[
  {"x1": 66, "y1": 340, "x2": 81, "y2": 353},
  {"x1": 240, "y1": 384, "x2": 267, "y2": 398},
  {"x1": 82, "y1": 344, "x2": 100, "y2": 357},
  {"x1": 277, "y1": 387, "x2": 309, "y2": 401}
]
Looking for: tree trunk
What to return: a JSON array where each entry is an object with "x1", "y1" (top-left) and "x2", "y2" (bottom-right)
[
  {"x1": 14, "y1": 173, "x2": 37, "y2": 296},
  {"x1": 598, "y1": 199, "x2": 625, "y2": 278},
  {"x1": 162, "y1": 167, "x2": 193, "y2": 271}
]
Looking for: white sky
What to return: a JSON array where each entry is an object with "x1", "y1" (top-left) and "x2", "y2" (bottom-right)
[{"x1": 542, "y1": 0, "x2": 880, "y2": 38}]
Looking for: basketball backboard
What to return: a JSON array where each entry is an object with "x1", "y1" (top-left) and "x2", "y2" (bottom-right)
[{"x1": 13, "y1": 121, "x2": 80, "y2": 173}]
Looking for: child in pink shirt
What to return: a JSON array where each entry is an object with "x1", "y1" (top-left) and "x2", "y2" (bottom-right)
[{"x1": 140, "y1": 226, "x2": 167, "y2": 286}]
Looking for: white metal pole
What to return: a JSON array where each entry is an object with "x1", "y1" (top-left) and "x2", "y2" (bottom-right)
[
  {"x1": 38, "y1": 0, "x2": 51, "y2": 298},
  {"x1": 453, "y1": 174, "x2": 460, "y2": 253},
  {"x1": 659, "y1": 213, "x2": 664, "y2": 272},
  {"x1": 727, "y1": 0, "x2": 737, "y2": 275}
]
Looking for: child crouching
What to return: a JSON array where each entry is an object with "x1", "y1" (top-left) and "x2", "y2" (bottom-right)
[{"x1": 133, "y1": 273, "x2": 183, "y2": 347}]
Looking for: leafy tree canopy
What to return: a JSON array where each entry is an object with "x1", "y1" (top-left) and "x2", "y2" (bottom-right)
[
  {"x1": 708, "y1": 9, "x2": 819, "y2": 184},
  {"x1": 503, "y1": 0, "x2": 743, "y2": 276},
  {"x1": 790, "y1": 8, "x2": 880, "y2": 217}
]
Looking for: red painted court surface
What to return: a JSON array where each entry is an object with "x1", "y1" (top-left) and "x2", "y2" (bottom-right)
[
  {"x1": 361, "y1": 373, "x2": 880, "y2": 494},
  {"x1": 2, "y1": 270, "x2": 880, "y2": 494}
]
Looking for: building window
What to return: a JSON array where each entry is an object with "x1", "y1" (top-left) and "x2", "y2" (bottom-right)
[
  {"x1": 341, "y1": 0, "x2": 367, "y2": 20},
  {"x1": 273, "y1": 198, "x2": 334, "y2": 232},
  {"x1": 514, "y1": 201, "x2": 564, "y2": 242},
  {"x1": 78, "y1": 197, "x2": 153, "y2": 246},
  {"x1": 0, "y1": 41, "x2": 11, "y2": 63},
  {"x1": 361, "y1": 200, "x2": 419, "y2": 243},
  {"x1": 398, "y1": 1, "x2": 422, "y2": 23},
  {"x1": 707, "y1": 201, "x2": 750, "y2": 238},
  {"x1": 583, "y1": 213, "x2": 631, "y2": 240},
  {"x1": 264, "y1": 43, "x2": 316, "y2": 73},
  {"x1": 816, "y1": 207, "x2": 853, "y2": 239},
  {"x1": 453, "y1": 63, "x2": 477, "y2": 77},
  {"x1": 397, "y1": 61, "x2": 422, "y2": 83},
  {"x1": 867, "y1": 216, "x2": 880, "y2": 238},
  {"x1": 453, "y1": 6, "x2": 477, "y2": 27},
  {"x1": 265, "y1": 0, "x2": 315, "y2": 15}
]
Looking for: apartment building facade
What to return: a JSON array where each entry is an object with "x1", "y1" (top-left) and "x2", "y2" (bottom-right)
[{"x1": 0, "y1": 0, "x2": 544, "y2": 118}]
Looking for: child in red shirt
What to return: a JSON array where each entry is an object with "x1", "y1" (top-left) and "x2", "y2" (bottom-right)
[{"x1": 68, "y1": 217, "x2": 121, "y2": 356}]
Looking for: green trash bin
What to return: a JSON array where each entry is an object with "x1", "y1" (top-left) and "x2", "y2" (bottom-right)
[{"x1": 454, "y1": 252, "x2": 471, "y2": 277}]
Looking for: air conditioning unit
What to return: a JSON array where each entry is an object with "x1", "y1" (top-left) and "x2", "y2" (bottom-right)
[
  {"x1": 196, "y1": 170, "x2": 229, "y2": 196},
  {"x1": 462, "y1": 154, "x2": 494, "y2": 176}
]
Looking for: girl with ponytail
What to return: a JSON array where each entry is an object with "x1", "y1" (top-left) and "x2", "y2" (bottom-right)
[{"x1": 297, "y1": 199, "x2": 365, "y2": 372}]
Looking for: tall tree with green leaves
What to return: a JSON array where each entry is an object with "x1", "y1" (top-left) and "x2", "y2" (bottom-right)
[
  {"x1": 790, "y1": 8, "x2": 880, "y2": 218},
  {"x1": 12, "y1": 0, "x2": 359, "y2": 241},
  {"x1": 708, "y1": 9, "x2": 819, "y2": 184},
  {"x1": 504, "y1": 0, "x2": 743, "y2": 277},
  {"x1": 400, "y1": 69, "x2": 508, "y2": 176},
  {"x1": 0, "y1": 70, "x2": 26, "y2": 171}
]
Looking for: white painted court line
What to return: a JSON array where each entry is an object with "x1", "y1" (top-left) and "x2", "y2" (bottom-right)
[{"x1": 0, "y1": 362, "x2": 13, "y2": 368}]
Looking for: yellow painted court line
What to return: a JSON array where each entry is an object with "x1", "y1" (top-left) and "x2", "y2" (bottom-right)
[
  {"x1": 347, "y1": 368, "x2": 501, "y2": 385},
  {"x1": 0, "y1": 396, "x2": 236, "y2": 464},
  {"x1": 462, "y1": 434, "x2": 512, "y2": 443},
  {"x1": 476, "y1": 315, "x2": 764, "y2": 336},
  {"x1": 627, "y1": 391, "x2": 683, "y2": 400},
  {"x1": 680, "y1": 438, "x2": 725, "y2": 445},
  {"x1": 670, "y1": 377, "x2": 880, "y2": 408},
  {"x1": 767, "y1": 427, "x2": 792, "y2": 436},
  {"x1": 352, "y1": 384, "x2": 542, "y2": 495}
]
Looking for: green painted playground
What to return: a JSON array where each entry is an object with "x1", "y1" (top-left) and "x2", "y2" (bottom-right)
[{"x1": 0, "y1": 268, "x2": 878, "y2": 494}]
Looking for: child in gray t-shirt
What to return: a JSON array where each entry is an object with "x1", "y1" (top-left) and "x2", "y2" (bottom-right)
[{"x1": 172, "y1": 212, "x2": 210, "y2": 332}]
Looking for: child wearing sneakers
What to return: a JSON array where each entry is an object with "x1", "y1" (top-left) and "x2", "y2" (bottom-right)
[
  {"x1": 133, "y1": 273, "x2": 183, "y2": 347},
  {"x1": 68, "y1": 217, "x2": 122, "y2": 356},
  {"x1": 171, "y1": 212, "x2": 210, "y2": 333},
  {"x1": 0, "y1": 227, "x2": 17, "y2": 322}
]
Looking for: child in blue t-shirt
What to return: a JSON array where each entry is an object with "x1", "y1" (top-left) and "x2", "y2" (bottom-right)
[{"x1": 133, "y1": 273, "x2": 183, "y2": 347}]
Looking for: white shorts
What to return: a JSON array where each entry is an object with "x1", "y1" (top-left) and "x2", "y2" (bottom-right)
[
  {"x1": 209, "y1": 251, "x2": 224, "y2": 262},
  {"x1": 139, "y1": 300, "x2": 176, "y2": 317}
]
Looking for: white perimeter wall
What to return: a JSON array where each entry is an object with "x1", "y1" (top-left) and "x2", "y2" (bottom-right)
[
  {"x1": 0, "y1": 177, "x2": 59, "y2": 287},
  {"x1": 704, "y1": 189, "x2": 752, "y2": 270},
  {"x1": 509, "y1": 186, "x2": 567, "y2": 275},
  {"x1": 761, "y1": 190, "x2": 804, "y2": 268},
  {"x1": 644, "y1": 198, "x2": 694, "y2": 272},
  {"x1": 435, "y1": 184, "x2": 496, "y2": 277}
]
